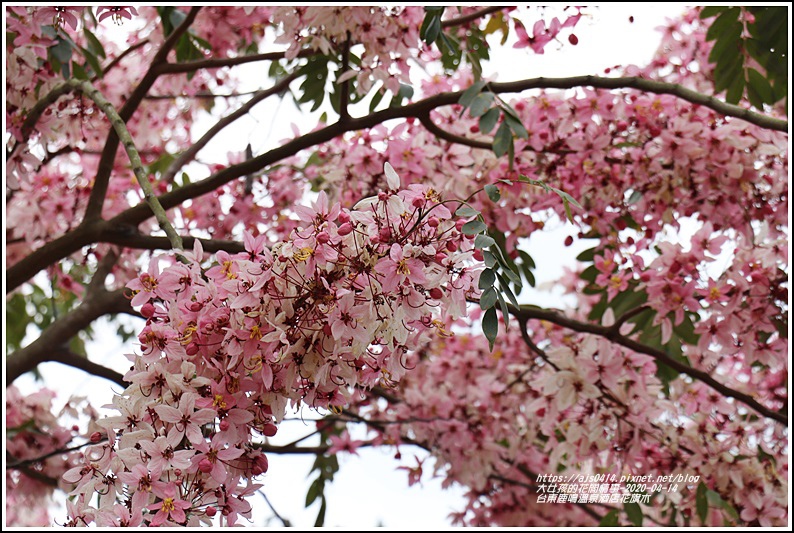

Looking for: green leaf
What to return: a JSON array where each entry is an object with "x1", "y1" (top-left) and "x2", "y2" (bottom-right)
[
  {"x1": 599, "y1": 509, "x2": 619, "y2": 527},
  {"x1": 497, "y1": 292, "x2": 509, "y2": 330},
  {"x1": 458, "y1": 80, "x2": 487, "y2": 109},
  {"x1": 469, "y1": 92, "x2": 494, "y2": 118},
  {"x1": 484, "y1": 184, "x2": 501, "y2": 202},
  {"x1": 627, "y1": 189, "x2": 643, "y2": 205},
  {"x1": 455, "y1": 206, "x2": 481, "y2": 218},
  {"x1": 478, "y1": 107, "x2": 500, "y2": 134},
  {"x1": 480, "y1": 286, "x2": 498, "y2": 310},
  {"x1": 700, "y1": 6, "x2": 728, "y2": 19},
  {"x1": 420, "y1": 13, "x2": 442, "y2": 44},
  {"x1": 696, "y1": 482, "x2": 708, "y2": 524},
  {"x1": 369, "y1": 88, "x2": 386, "y2": 113},
  {"x1": 576, "y1": 247, "x2": 596, "y2": 262},
  {"x1": 482, "y1": 250, "x2": 497, "y2": 268},
  {"x1": 503, "y1": 113, "x2": 528, "y2": 139},
  {"x1": 71, "y1": 61, "x2": 89, "y2": 80},
  {"x1": 478, "y1": 268, "x2": 496, "y2": 290},
  {"x1": 462, "y1": 220, "x2": 487, "y2": 235},
  {"x1": 492, "y1": 121, "x2": 512, "y2": 157},
  {"x1": 474, "y1": 234, "x2": 496, "y2": 249},
  {"x1": 705, "y1": 7, "x2": 740, "y2": 42},
  {"x1": 314, "y1": 497, "x2": 327, "y2": 527},
  {"x1": 83, "y1": 28, "x2": 106, "y2": 58},
  {"x1": 725, "y1": 73, "x2": 745, "y2": 104},
  {"x1": 496, "y1": 272, "x2": 520, "y2": 307},
  {"x1": 389, "y1": 83, "x2": 414, "y2": 108},
  {"x1": 625, "y1": 502, "x2": 644, "y2": 526},
  {"x1": 482, "y1": 307, "x2": 499, "y2": 350},
  {"x1": 306, "y1": 477, "x2": 323, "y2": 506},
  {"x1": 746, "y1": 67, "x2": 774, "y2": 107}
]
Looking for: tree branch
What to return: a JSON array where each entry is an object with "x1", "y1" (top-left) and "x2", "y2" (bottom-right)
[
  {"x1": 154, "y1": 48, "x2": 316, "y2": 75},
  {"x1": 418, "y1": 113, "x2": 493, "y2": 150},
  {"x1": 10, "y1": 73, "x2": 786, "y2": 289},
  {"x1": 82, "y1": 7, "x2": 200, "y2": 221},
  {"x1": 160, "y1": 71, "x2": 299, "y2": 185},
  {"x1": 48, "y1": 347, "x2": 127, "y2": 388},
  {"x1": 6, "y1": 288, "x2": 134, "y2": 384},
  {"x1": 509, "y1": 304, "x2": 787, "y2": 425},
  {"x1": 97, "y1": 39, "x2": 149, "y2": 79},
  {"x1": 441, "y1": 6, "x2": 510, "y2": 28}
]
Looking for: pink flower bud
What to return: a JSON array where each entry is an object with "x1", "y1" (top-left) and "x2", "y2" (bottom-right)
[
  {"x1": 206, "y1": 506, "x2": 217, "y2": 517},
  {"x1": 412, "y1": 197, "x2": 425, "y2": 208},
  {"x1": 141, "y1": 302, "x2": 156, "y2": 318},
  {"x1": 427, "y1": 217, "x2": 440, "y2": 228},
  {"x1": 89, "y1": 431, "x2": 103, "y2": 443},
  {"x1": 253, "y1": 454, "x2": 269, "y2": 475},
  {"x1": 190, "y1": 301, "x2": 203, "y2": 312},
  {"x1": 338, "y1": 222, "x2": 353, "y2": 236},
  {"x1": 317, "y1": 231, "x2": 331, "y2": 244},
  {"x1": 446, "y1": 241, "x2": 458, "y2": 252},
  {"x1": 338, "y1": 211, "x2": 350, "y2": 224},
  {"x1": 199, "y1": 458, "x2": 213, "y2": 473},
  {"x1": 263, "y1": 423, "x2": 278, "y2": 437},
  {"x1": 473, "y1": 249, "x2": 483, "y2": 261},
  {"x1": 186, "y1": 342, "x2": 199, "y2": 356},
  {"x1": 435, "y1": 252, "x2": 447, "y2": 263},
  {"x1": 219, "y1": 419, "x2": 230, "y2": 431},
  {"x1": 455, "y1": 219, "x2": 466, "y2": 231},
  {"x1": 429, "y1": 287, "x2": 443, "y2": 299}
]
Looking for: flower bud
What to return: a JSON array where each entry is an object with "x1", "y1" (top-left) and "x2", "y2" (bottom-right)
[
  {"x1": 446, "y1": 241, "x2": 458, "y2": 252},
  {"x1": 141, "y1": 302, "x2": 156, "y2": 318},
  {"x1": 316, "y1": 231, "x2": 331, "y2": 244},
  {"x1": 338, "y1": 211, "x2": 350, "y2": 224},
  {"x1": 263, "y1": 423, "x2": 278, "y2": 437},
  {"x1": 252, "y1": 454, "x2": 269, "y2": 475},
  {"x1": 429, "y1": 287, "x2": 443, "y2": 299},
  {"x1": 473, "y1": 249, "x2": 483, "y2": 261},
  {"x1": 199, "y1": 458, "x2": 213, "y2": 473},
  {"x1": 89, "y1": 431, "x2": 103, "y2": 443},
  {"x1": 427, "y1": 217, "x2": 439, "y2": 228},
  {"x1": 338, "y1": 222, "x2": 353, "y2": 236},
  {"x1": 219, "y1": 419, "x2": 230, "y2": 431},
  {"x1": 206, "y1": 506, "x2": 217, "y2": 517},
  {"x1": 186, "y1": 342, "x2": 199, "y2": 356},
  {"x1": 412, "y1": 197, "x2": 425, "y2": 208},
  {"x1": 190, "y1": 301, "x2": 203, "y2": 312}
]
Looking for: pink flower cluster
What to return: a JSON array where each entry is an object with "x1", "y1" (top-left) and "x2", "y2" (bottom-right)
[
  {"x1": 62, "y1": 169, "x2": 479, "y2": 525},
  {"x1": 6, "y1": 386, "x2": 100, "y2": 527}
]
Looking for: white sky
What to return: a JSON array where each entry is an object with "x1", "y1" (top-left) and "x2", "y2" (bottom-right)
[{"x1": 9, "y1": 4, "x2": 693, "y2": 528}]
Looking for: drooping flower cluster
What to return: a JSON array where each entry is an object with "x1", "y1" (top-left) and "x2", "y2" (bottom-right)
[{"x1": 62, "y1": 169, "x2": 480, "y2": 525}]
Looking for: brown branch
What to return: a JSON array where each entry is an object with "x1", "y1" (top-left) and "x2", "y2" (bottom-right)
[
  {"x1": 144, "y1": 90, "x2": 261, "y2": 100},
  {"x1": 49, "y1": 347, "x2": 127, "y2": 388},
  {"x1": 82, "y1": 7, "x2": 201, "y2": 221},
  {"x1": 154, "y1": 48, "x2": 316, "y2": 75},
  {"x1": 101, "y1": 228, "x2": 245, "y2": 254},
  {"x1": 10, "y1": 74, "x2": 786, "y2": 289},
  {"x1": 161, "y1": 71, "x2": 299, "y2": 185},
  {"x1": 509, "y1": 304, "x2": 787, "y2": 425},
  {"x1": 441, "y1": 6, "x2": 510, "y2": 28},
  {"x1": 98, "y1": 39, "x2": 150, "y2": 78},
  {"x1": 6, "y1": 288, "x2": 134, "y2": 384},
  {"x1": 418, "y1": 113, "x2": 493, "y2": 150}
]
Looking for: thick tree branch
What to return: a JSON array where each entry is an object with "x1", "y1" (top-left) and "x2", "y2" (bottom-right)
[
  {"x1": 48, "y1": 347, "x2": 127, "y2": 388},
  {"x1": 6, "y1": 288, "x2": 134, "y2": 384},
  {"x1": 509, "y1": 304, "x2": 787, "y2": 425},
  {"x1": 441, "y1": 6, "x2": 510, "y2": 28},
  {"x1": 82, "y1": 7, "x2": 200, "y2": 221},
  {"x1": 102, "y1": 229, "x2": 245, "y2": 254},
  {"x1": 418, "y1": 113, "x2": 493, "y2": 150},
  {"x1": 10, "y1": 74, "x2": 786, "y2": 290}
]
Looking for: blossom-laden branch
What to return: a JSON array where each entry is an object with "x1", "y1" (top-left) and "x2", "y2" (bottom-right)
[
  {"x1": 508, "y1": 304, "x2": 787, "y2": 425},
  {"x1": 7, "y1": 71, "x2": 785, "y2": 293},
  {"x1": 17, "y1": 80, "x2": 184, "y2": 251}
]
